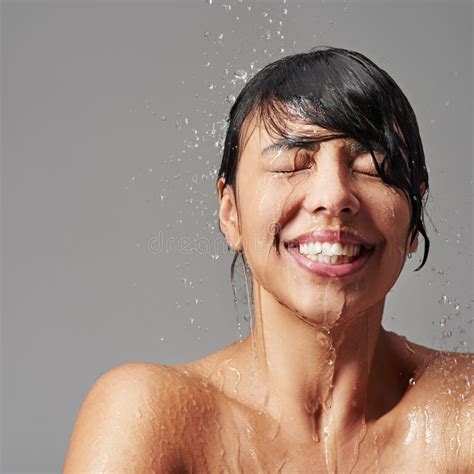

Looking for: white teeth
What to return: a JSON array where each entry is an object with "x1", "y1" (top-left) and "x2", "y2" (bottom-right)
[
  {"x1": 322, "y1": 242, "x2": 332, "y2": 255},
  {"x1": 298, "y1": 241, "x2": 361, "y2": 257},
  {"x1": 299, "y1": 253, "x2": 354, "y2": 265},
  {"x1": 331, "y1": 242, "x2": 344, "y2": 256}
]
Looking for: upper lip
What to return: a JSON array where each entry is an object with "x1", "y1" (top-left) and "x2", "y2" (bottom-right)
[{"x1": 285, "y1": 228, "x2": 374, "y2": 248}]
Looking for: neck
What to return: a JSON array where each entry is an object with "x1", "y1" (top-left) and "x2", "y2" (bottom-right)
[{"x1": 239, "y1": 278, "x2": 392, "y2": 446}]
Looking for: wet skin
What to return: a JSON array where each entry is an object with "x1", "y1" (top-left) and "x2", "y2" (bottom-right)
[
  {"x1": 63, "y1": 343, "x2": 472, "y2": 473},
  {"x1": 64, "y1": 117, "x2": 473, "y2": 473}
]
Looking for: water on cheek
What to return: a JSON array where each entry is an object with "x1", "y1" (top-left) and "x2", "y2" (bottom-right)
[
  {"x1": 253, "y1": 175, "x2": 292, "y2": 281},
  {"x1": 377, "y1": 187, "x2": 408, "y2": 265}
]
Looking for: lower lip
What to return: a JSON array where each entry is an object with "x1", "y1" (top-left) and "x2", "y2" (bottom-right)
[{"x1": 285, "y1": 245, "x2": 374, "y2": 277}]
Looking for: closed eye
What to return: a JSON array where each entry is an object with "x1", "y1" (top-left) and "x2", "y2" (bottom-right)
[
  {"x1": 352, "y1": 169, "x2": 380, "y2": 178},
  {"x1": 272, "y1": 166, "x2": 312, "y2": 175},
  {"x1": 351, "y1": 142, "x2": 385, "y2": 178},
  {"x1": 270, "y1": 150, "x2": 313, "y2": 175}
]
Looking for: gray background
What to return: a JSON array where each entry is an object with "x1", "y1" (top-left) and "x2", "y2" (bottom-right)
[{"x1": 2, "y1": 0, "x2": 472, "y2": 471}]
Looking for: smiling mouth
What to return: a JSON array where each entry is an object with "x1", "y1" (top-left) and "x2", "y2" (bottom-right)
[
  {"x1": 283, "y1": 240, "x2": 375, "y2": 277},
  {"x1": 285, "y1": 240, "x2": 372, "y2": 262}
]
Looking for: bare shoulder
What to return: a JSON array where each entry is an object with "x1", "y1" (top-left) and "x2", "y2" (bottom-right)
[
  {"x1": 63, "y1": 362, "x2": 219, "y2": 473},
  {"x1": 394, "y1": 339, "x2": 473, "y2": 470},
  {"x1": 384, "y1": 331, "x2": 473, "y2": 397},
  {"x1": 414, "y1": 344, "x2": 473, "y2": 401}
]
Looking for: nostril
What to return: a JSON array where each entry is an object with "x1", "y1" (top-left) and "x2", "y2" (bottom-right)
[{"x1": 313, "y1": 205, "x2": 355, "y2": 215}]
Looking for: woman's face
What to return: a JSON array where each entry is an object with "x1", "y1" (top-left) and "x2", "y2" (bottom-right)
[{"x1": 219, "y1": 114, "x2": 419, "y2": 328}]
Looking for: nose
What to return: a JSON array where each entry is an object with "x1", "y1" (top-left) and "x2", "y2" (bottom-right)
[{"x1": 302, "y1": 156, "x2": 360, "y2": 218}]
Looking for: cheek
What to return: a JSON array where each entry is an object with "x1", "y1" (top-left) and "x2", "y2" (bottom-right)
[
  {"x1": 254, "y1": 175, "x2": 282, "y2": 216},
  {"x1": 255, "y1": 175, "x2": 296, "y2": 223},
  {"x1": 240, "y1": 176, "x2": 295, "y2": 273},
  {"x1": 369, "y1": 186, "x2": 412, "y2": 263}
]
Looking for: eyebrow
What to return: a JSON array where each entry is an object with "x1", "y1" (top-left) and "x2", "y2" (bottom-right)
[
  {"x1": 261, "y1": 138, "x2": 321, "y2": 157},
  {"x1": 261, "y1": 136, "x2": 366, "y2": 157}
]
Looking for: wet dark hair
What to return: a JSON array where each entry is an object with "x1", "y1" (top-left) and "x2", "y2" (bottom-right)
[{"x1": 217, "y1": 46, "x2": 430, "y2": 273}]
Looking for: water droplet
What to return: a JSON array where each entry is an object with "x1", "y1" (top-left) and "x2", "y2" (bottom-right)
[
  {"x1": 204, "y1": 31, "x2": 210, "y2": 39},
  {"x1": 234, "y1": 69, "x2": 248, "y2": 81},
  {"x1": 208, "y1": 83, "x2": 215, "y2": 90},
  {"x1": 218, "y1": 33, "x2": 224, "y2": 40},
  {"x1": 225, "y1": 94, "x2": 236, "y2": 104},
  {"x1": 409, "y1": 377, "x2": 416, "y2": 386},
  {"x1": 160, "y1": 337, "x2": 165, "y2": 342}
]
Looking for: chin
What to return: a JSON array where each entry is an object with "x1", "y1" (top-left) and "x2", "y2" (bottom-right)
[
  {"x1": 282, "y1": 284, "x2": 370, "y2": 327},
  {"x1": 296, "y1": 312, "x2": 343, "y2": 328},
  {"x1": 296, "y1": 307, "x2": 367, "y2": 331}
]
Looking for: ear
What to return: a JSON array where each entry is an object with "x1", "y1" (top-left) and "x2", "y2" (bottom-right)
[
  {"x1": 408, "y1": 232, "x2": 419, "y2": 254},
  {"x1": 408, "y1": 181, "x2": 427, "y2": 254},
  {"x1": 420, "y1": 180, "x2": 427, "y2": 199},
  {"x1": 217, "y1": 177, "x2": 242, "y2": 252}
]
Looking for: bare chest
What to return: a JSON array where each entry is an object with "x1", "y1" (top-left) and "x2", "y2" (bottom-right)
[{"x1": 176, "y1": 407, "x2": 461, "y2": 473}]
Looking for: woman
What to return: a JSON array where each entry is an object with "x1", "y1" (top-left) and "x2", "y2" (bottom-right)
[{"x1": 64, "y1": 47, "x2": 472, "y2": 473}]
